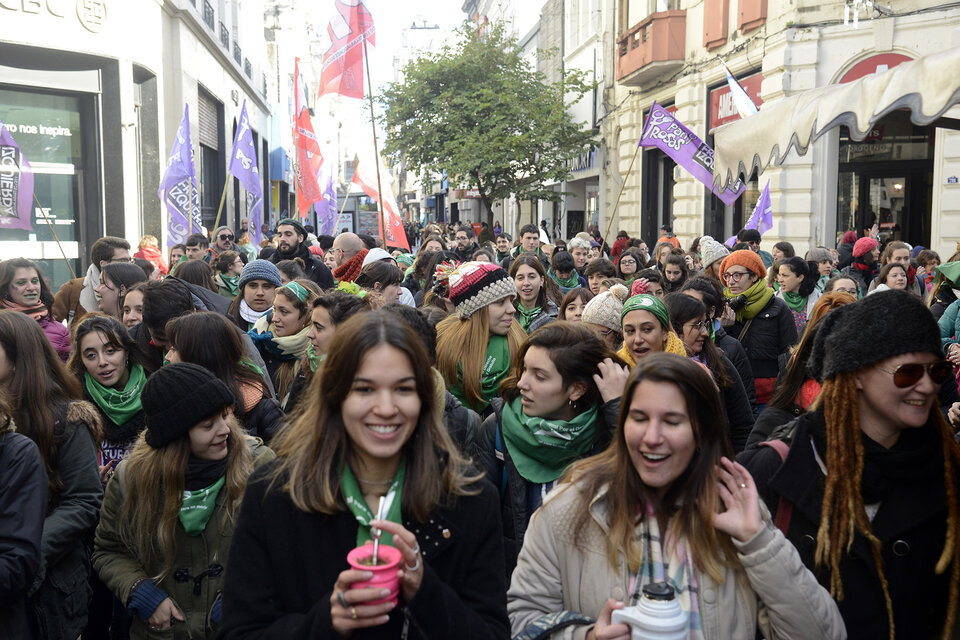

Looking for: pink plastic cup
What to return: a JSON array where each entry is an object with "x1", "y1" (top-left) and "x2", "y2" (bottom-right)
[{"x1": 346, "y1": 544, "x2": 402, "y2": 606}]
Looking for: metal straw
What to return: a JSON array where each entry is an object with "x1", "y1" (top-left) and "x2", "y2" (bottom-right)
[{"x1": 371, "y1": 496, "x2": 386, "y2": 565}]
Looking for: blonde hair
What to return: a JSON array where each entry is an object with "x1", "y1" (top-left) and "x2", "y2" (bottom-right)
[
  {"x1": 138, "y1": 235, "x2": 159, "y2": 250},
  {"x1": 116, "y1": 417, "x2": 252, "y2": 580},
  {"x1": 435, "y1": 307, "x2": 525, "y2": 411}
]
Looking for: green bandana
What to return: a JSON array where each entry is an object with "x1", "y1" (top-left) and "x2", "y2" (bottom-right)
[
  {"x1": 84, "y1": 364, "x2": 147, "y2": 426},
  {"x1": 935, "y1": 261, "x2": 960, "y2": 285},
  {"x1": 179, "y1": 476, "x2": 225, "y2": 536},
  {"x1": 549, "y1": 269, "x2": 579, "y2": 289},
  {"x1": 451, "y1": 335, "x2": 511, "y2": 412},
  {"x1": 219, "y1": 273, "x2": 240, "y2": 297},
  {"x1": 516, "y1": 304, "x2": 542, "y2": 332},
  {"x1": 501, "y1": 397, "x2": 599, "y2": 483},
  {"x1": 621, "y1": 294, "x2": 669, "y2": 328},
  {"x1": 724, "y1": 277, "x2": 774, "y2": 322},
  {"x1": 780, "y1": 290, "x2": 807, "y2": 312},
  {"x1": 282, "y1": 281, "x2": 309, "y2": 301},
  {"x1": 341, "y1": 458, "x2": 406, "y2": 547},
  {"x1": 306, "y1": 342, "x2": 324, "y2": 373}
]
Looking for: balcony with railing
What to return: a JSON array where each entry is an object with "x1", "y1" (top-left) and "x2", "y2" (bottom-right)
[
  {"x1": 202, "y1": 0, "x2": 215, "y2": 30},
  {"x1": 244, "y1": 58, "x2": 252, "y2": 79},
  {"x1": 219, "y1": 22, "x2": 229, "y2": 49},
  {"x1": 233, "y1": 41, "x2": 242, "y2": 65},
  {"x1": 617, "y1": 6, "x2": 686, "y2": 86}
]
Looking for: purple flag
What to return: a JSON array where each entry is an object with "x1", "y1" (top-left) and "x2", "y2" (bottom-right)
[
  {"x1": 228, "y1": 101, "x2": 263, "y2": 247},
  {"x1": 639, "y1": 102, "x2": 745, "y2": 206},
  {"x1": 0, "y1": 122, "x2": 35, "y2": 231},
  {"x1": 744, "y1": 180, "x2": 773, "y2": 235},
  {"x1": 314, "y1": 151, "x2": 338, "y2": 236},
  {"x1": 159, "y1": 105, "x2": 201, "y2": 247}
]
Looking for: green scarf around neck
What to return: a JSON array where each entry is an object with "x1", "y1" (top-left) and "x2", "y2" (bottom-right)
[
  {"x1": 179, "y1": 476, "x2": 225, "y2": 536},
  {"x1": 84, "y1": 363, "x2": 147, "y2": 426},
  {"x1": 550, "y1": 269, "x2": 579, "y2": 289},
  {"x1": 306, "y1": 342, "x2": 325, "y2": 373},
  {"x1": 724, "y1": 277, "x2": 774, "y2": 322},
  {"x1": 780, "y1": 290, "x2": 807, "y2": 313},
  {"x1": 501, "y1": 396, "x2": 599, "y2": 483},
  {"x1": 341, "y1": 457, "x2": 406, "y2": 547},
  {"x1": 219, "y1": 273, "x2": 240, "y2": 297},
  {"x1": 452, "y1": 334, "x2": 511, "y2": 412},
  {"x1": 516, "y1": 303, "x2": 542, "y2": 332}
]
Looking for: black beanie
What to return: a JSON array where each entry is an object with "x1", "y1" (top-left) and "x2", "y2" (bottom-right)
[
  {"x1": 807, "y1": 289, "x2": 943, "y2": 382},
  {"x1": 276, "y1": 218, "x2": 307, "y2": 241},
  {"x1": 142, "y1": 363, "x2": 235, "y2": 448}
]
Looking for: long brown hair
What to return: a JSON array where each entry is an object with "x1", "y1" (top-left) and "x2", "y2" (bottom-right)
[
  {"x1": 68, "y1": 312, "x2": 155, "y2": 381},
  {"x1": 815, "y1": 374, "x2": 960, "y2": 640},
  {"x1": 662, "y1": 293, "x2": 732, "y2": 387},
  {"x1": 563, "y1": 353, "x2": 739, "y2": 582},
  {"x1": 0, "y1": 310, "x2": 84, "y2": 493},
  {"x1": 269, "y1": 280, "x2": 319, "y2": 400},
  {"x1": 117, "y1": 417, "x2": 252, "y2": 580},
  {"x1": 0, "y1": 258, "x2": 56, "y2": 313},
  {"x1": 509, "y1": 252, "x2": 562, "y2": 308},
  {"x1": 269, "y1": 311, "x2": 481, "y2": 521}
]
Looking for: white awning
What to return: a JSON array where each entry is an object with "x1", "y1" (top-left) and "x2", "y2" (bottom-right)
[{"x1": 713, "y1": 46, "x2": 960, "y2": 191}]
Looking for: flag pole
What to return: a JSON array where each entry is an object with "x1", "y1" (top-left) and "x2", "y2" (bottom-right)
[
  {"x1": 334, "y1": 184, "x2": 352, "y2": 233},
  {"x1": 361, "y1": 36, "x2": 388, "y2": 248},
  {"x1": 600, "y1": 142, "x2": 641, "y2": 255},
  {"x1": 212, "y1": 176, "x2": 230, "y2": 231},
  {"x1": 32, "y1": 192, "x2": 77, "y2": 280},
  {"x1": 188, "y1": 170, "x2": 194, "y2": 235}
]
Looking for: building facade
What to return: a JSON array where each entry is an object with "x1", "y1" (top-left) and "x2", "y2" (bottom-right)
[
  {"x1": 613, "y1": 0, "x2": 960, "y2": 257},
  {"x1": 0, "y1": 0, "x2": 272, "y2": 288}
]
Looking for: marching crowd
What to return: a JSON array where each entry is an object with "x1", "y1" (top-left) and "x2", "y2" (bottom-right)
[{"x1": 1, "y1": 217, "x2": 959, "y2": 640}]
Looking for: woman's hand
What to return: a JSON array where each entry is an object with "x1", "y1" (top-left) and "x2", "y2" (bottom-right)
[
  {"x1": 371, "y1": 519, "x2": 423, "y2": 603},
  {"x1": 948, "y1": 402, "x2": 960, "y2": 429},
  {"x1": 720, "y1": 304, "x2": 735, "y2": 328},
  {"x1": 99, "y1": 459, "x2": 117, "y2": 485},
  {"x1": 594, "y1": 358, "x2": 630, "y2": 403},
  {"x1": 330, "y1": 568, "x2": 395, "y2": 636},
  {"x1": 947, "y1": 344, "x2": 960, "y2": 367},
  {"x1": 586, "y1": 598, "x2": 631, "y2": 640},
  {"x1": 147, "y1": 598, "x2": 184, "y2": 632},
  {"x1": 712, "y1": 457, "x2": 762, "y2": 543}
]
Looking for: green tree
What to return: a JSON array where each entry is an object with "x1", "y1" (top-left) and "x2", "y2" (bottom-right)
[{"x1": 380, "y1": 21, "x2": 596, "y2": 228}]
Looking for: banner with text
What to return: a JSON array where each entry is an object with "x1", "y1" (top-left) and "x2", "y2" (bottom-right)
[
  {"x1": 0, "y1": 122, "x2": 35, "y2": 231},
  {"x1": 158, "y1": 105, "x2": 201, "y2": 246}
]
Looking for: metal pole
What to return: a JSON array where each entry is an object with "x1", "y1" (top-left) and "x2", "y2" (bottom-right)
[
  {"x1": 600, "y1": 142, "x2": 641, "y2": 255},
  {"x1": 212, "y1": 175, "x2": 230, "y2": 232},
  {"x1": 32, "y1": 192, "x2": 77, "y2": 279},
  {"x1": 362, "y1": 37, "x2": 388, "y2": 247}
]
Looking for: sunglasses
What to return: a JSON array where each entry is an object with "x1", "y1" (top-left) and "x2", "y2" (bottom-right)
[
  {"x1": 874, "y1": 360, "x2": 952, "y2": 388},
  {"x1": 219, "y1": 234, "x2": 234, "y2": 241}
]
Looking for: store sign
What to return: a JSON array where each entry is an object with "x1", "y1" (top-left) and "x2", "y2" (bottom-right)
[
  {"x1": 453, "y1": 188, "x2": 480, "y2": 199},
  {"x1": 0, "y1": 0, "x2": 106, "y2": 33},
  {"x1": 710, "y1": 72, "x2": 764, "y2": 129},
  {"x1": 569, "y1": 147, "x2": 596, "y2": 173},
  {"x1": 840, "y1": 53, "x2": 912, "y2": 84}
]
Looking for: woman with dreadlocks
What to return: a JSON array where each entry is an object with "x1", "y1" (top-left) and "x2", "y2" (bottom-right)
[{"x1": 740, "y1": 290, "x2": 960, "y2": 640}]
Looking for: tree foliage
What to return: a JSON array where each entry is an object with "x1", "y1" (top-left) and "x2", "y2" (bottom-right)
[{"x1": 379, "y1": 22, "x2": 597, "y2": 221}]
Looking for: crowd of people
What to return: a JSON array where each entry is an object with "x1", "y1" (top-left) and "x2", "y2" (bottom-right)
[{"x1": 1, "y1": 217, "x2": 959, "y2": 640}]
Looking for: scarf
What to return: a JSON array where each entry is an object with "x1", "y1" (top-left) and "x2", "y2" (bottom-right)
[
  {"x1": 634, "y1": 501, "x2": 703, "y2": 638},
  {"x1": 238, "y1": 379, "x2": 265, "y2": 413},
  {"x1": 549, "y1": 269, "x2": 580, "y2": 289},
  {"x1": 84, "y1": 364, "x2": 147, "y2": 426},
  {"x1": 306, "y1": 342, "x2": 324, "y2": 373},
  {"x1": 180, "y1": 476, "x2": 226, "y2": 536},
  {"x1": 333, "y1": 248, "x2": 369, "y2": 283},
  {"x1": 79, "y1": 263, "x2": 100, "y2": 314},
  {"x1": 341, "y1": 457, "x2": 406, "y2": 547},
  {"x1": 724, "y1": 277, "x2": 774, "y2": 322},
  {"x1": 851, "y1": 259, "x2": 878, "y2": 283},
  {"x1": 516, "y1": 303, "x2": 542, "y2": 332},
  {"x1": 217, "y1": 273, "x2": 240, "y2": 297},
  {"x1": 248, "y1": 312, "x2": 311, "y2": 361},
  {"x1": 239, "y1": 299, "x2": 271, "y2": 324},
  {"x1": 616, "y1": 333, "x2": 687, "y2": 368},
  {"x1": 1, "y1": 298, "x2": 49, "y2": 322},
  {"x1": 451, "y1": 334, "x2": 511, "y2": 412},
  {"x1": 780, "y1": 290, "x2": 807, "y2": 313},
  {"x1": 501, "y1": 396, "x2": 599, "y2": 483}
]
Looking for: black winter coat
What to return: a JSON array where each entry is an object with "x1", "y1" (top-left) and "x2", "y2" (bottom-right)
[
  {"x1": 727, "y1": 296, "x2": 798, "y2": 380},
  {"x1": 738, "y1": 411, "x2": 958, "y2": 640},
  {"x1": 715, "y1": 325, "x2": 756, "y2": 410},
  {"x1": 217, "y1": 463, "x2": 509, "y2": 640},
  {"x1": 241, "y1": 396, "x2": 284, "y2": 444},
  {"x1": 930, "y1": 284, "x2": 957, "y2": 321},
  {"x1": 714, "y1": 352, "x2": 756, "y2": 453},
  {"x1": 443, "y1": 390, "x2": 481, "y2": 453},
  {"x1": 836, "y1": 241, "x2": 855, "y2": 270},
  {"x1": 470, "y1": 397, "x2": 620, "y2": 575},
  {"x1": 0, "y1": 432, "x2": 47, "y2": 640},
  {"x1": 269, "y1": 244, "x2": 334, "y2": 291}
]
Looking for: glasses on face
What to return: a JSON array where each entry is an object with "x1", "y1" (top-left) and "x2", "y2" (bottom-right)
[
  {"x1": 685, "y1": 320, "x2": 710, "y2": 334},
  {"x1": 874, "y1": 360, "x2": 952, "y2": 388},
  {"x1": 619, "y1": 259, "x2": 636, "y2": 267},
  {"x1": 219, "y1": 234, "x2": 234, "y2": 241},
  {"x1": 723, "y1": 271, "x2": 751, "y2": 283},
  {"x1": 834, "y1": 287, "x2": 858, "y2": 296}
]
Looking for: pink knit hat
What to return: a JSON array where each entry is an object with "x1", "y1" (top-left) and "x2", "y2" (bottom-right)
[{"x1": 852, "y1": 237, "x2": 878, "y2": 258}]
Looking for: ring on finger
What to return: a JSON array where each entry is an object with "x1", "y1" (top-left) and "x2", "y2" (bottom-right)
[
  {"x1": 411, "y1": 543, "x2": 420, "y2": 555},
  {"x1": 404, "y1": 557, "x2": 421, "y2": 572},
  {"x1": 739, "y1": 483, "x2": 747, "y2": 488},
  {"x1": 337, "y1": 591, "x2": 347, "y2": 608},
  {"x1": 350, "y1": 606, "x2": 358, "y2": 620}
]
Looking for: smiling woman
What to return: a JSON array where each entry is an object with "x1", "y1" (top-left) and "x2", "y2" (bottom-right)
[
  {"x1": 0, "y1": 258, "x2": 72, "y2": 360},
  {"x1": 217, "y1": 311, "x2": 509, "y2": 639}
]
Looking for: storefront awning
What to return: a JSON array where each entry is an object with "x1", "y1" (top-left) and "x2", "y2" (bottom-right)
[{"x1": 713, "y1": 46, "x2": 960, "y2": 191}]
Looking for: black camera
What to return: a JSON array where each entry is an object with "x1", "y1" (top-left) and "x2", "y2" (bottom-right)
[{"x1": 728, "y1": 294, "x2": 748, "y2": 312}]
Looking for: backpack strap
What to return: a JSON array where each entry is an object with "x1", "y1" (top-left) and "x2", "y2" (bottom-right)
[
  {"x1": 494, "y1": 418, "x2": 507, "y2": 500},
  {"x1": 758, "y1": 439, "x2": 793, "y2": 535}
]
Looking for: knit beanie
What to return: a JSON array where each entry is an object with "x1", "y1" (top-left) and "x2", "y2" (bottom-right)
[
  {"x1": 621, "y1": 294, "x2": 670, "y2": 329},
  {"x1": 239, "y1": 259, "x2": 282, "y2": 289},
  {"x1": 719, "y1": 249, "x2": 766, "y2": 280},
  {"x1": 699, "y1": 235, "x2": 729, "y2": 270},
  {"x1": 448, "y1": 262, "x2": 516, "y2": 319},
  {"x1": 214, "y1": 225, "x2": 233, "y2": 240},
  {"x1": 396, "y1": 253, "x2": 415, "y2": 268},
  {"x1": 142, "y1": 363, "x2": 235, "y2": 448},
  {"x1": 276, "y1": 218, "x2": 307, "y2": 240},
  {"x1": 362, "y1": 247, "x2": 394, "y2": 267},
  {"x1": 852, "y1": 237, "x2": 879, "y2": 258},
  {"x1": 841, "y1": 230, "x2": 858, "y2": 244},
  {"x1": 582, "y1": 284, "x2": 630, "y2": 334},
  {"x1": 807, "y1": 289, "x2": 942, "y2": 382}
]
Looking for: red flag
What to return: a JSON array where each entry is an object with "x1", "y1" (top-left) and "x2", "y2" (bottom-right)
[
  {"x1": 319, "y1": 0, "x2": 375, "y2": 99},
  {"x1": 351, "y1": 156, "x2": 409, "y2": 250},
  {"x1": 293, "y1": 58, "x2": 324, "y2": 218}
]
